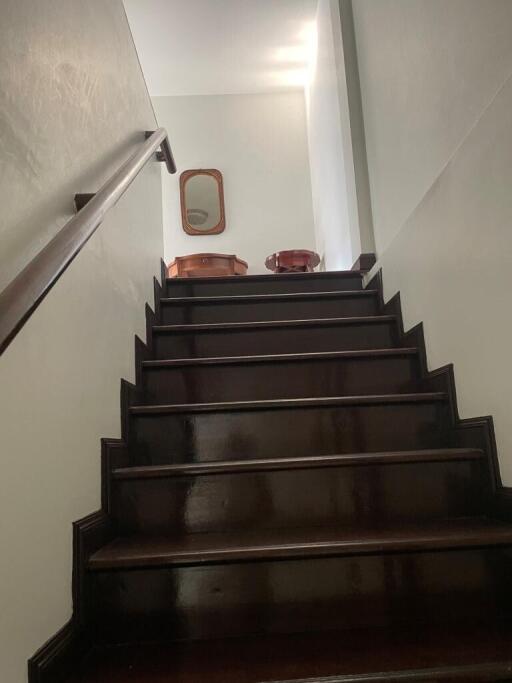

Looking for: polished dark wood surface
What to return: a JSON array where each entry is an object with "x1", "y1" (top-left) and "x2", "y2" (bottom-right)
[
  {"x1": 87, "y1": 550, "x2": 512, "y2": 644},
  {"x1": 351, "y1": 252, "x2": 377, "y2": 272},
  {"x1": 66, "y1": 622, "x2": 512, "y2": 682},
  {"x1": 152, "y1": 315, "x2": 399, "y2": 358},
  {"x1": 160, "y1": 290, "x2": 380, "y2": 324},
  {"x1": 110, "y1": 459, "x2": 486, "y2": 536},
  {"x1": 141, "y1": 348, "x2": 420, "y2": 403},
  {"x1": 29, "y1": 267, "x2": 512, "y2": 682},
  {"x1": 112, "y1": 447, "x2": 484, "y2": 478},
  {"x1": 128, "y1": 396, "x2": 449, "y2": 464},
  {"x1": 90, "y1": 518, "x2": 512, "y2": 570},
  {"x1": 166, "y1": 269, "x2": 364, "y2": 296}
]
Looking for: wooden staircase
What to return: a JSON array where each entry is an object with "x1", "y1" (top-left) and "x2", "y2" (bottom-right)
[{"x1": 46, "y1": 267, "x2": 512, "y2": 681}]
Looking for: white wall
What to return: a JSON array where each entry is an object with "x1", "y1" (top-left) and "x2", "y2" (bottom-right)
[
  {"x1": 353, "y1": 0, "x2": 512, "y2": 483},
  {"x1": 0, "y1": 2, "x2": 163, "y2": 681},
  {"x1": 338, "y1": 0, "x2": 375, "y2": 257},
  {"x1": 305, "y1": 0, "x2": 361, "y2": 270},
  {"x1": 0, "y1": 0, "x2": 157, "y2": 290},
  {"x1": 153, "y1": 91, "x2": 315, "y2": 274},
  {"x1": 353, "y1": 0, "x2": 512, "y2": 255}
]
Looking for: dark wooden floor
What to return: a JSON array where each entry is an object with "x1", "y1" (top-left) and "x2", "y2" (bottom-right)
[{"x1": 67, "y1": 621, "x2": 512, "y2": 682}]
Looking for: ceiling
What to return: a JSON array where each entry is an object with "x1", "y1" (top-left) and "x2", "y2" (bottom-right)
[{"x1": 123, "y1": 0, "x2": 318, "y2": 97}]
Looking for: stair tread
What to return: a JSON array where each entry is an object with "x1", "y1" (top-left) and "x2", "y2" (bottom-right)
[
  {"x1": 160, "y1": 290, "x2": 377, "y2": 305},
  {"x1": 142, "y1": 347, "x2": 419, "y2": 368},
  {"x1": 153, "y1": 315, "x2": 397, "y2": 333},
  {"x1": 130, "y1": 392, "x2": 447, "y2": 415},
  {"x1": 167, "y1": 269, "x2": 364, "y2": 284},
  {"x1": 88, "y1": 517, "x2": 512, "y2": 570},
  {"x1": 65, "y1": 621, "x2": 512, "y2": 682},
  {"x1": 113, "y1": 448, "x2": 484, "y2": 480}
]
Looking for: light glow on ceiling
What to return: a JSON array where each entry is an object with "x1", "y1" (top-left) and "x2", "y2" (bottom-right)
[{"x1": 271, "y1": 20, "x2": 318, "y2": 88}]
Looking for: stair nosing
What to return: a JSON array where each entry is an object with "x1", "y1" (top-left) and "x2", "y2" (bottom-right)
[
  {"x1": 160, "y1": 290, "x2": 379, "y2": 305},
  {"x1": 166, "y1": 270, "x2": 364, "y2": 285},
  {"x1": 111, "y1": 448, "x2": 484, "y2": 480},
  {"x1": 152, "y1": 315, "x2": 397, "y2": 334},
  {"x1": 129, "y1": 392, "x2": 447, "y2": 416},
  {"x1": 142, "y1": 347, "x2": 419, "y2": 369},
  {"x1": 266, "y1": 660, "x2": 512, "y2": 683},
  {"x1": 88, "y1": 519, "x2": 512, "y2": 571}
]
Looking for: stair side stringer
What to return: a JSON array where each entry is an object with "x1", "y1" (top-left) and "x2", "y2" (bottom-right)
[
  {"x1": 28, "y1": 267, "x2": 167, "y2": 683},
  {"x1": 367, "y1": 269, "x2": 501, "y2": 507}
]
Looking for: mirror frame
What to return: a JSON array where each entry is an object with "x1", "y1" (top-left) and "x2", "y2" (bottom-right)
[{"x1": 179, "y1": 169, "x2": 226, "y2": 235}]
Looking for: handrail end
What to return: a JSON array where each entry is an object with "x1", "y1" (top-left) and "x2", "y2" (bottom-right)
[{"x1": 145, "y1": 129, "x2": 177, "y2": 174}]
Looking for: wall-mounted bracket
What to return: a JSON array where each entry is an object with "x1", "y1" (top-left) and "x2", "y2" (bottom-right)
[
  {"x1": 145, "y1": 131, "x2": 176, "y2": 173},
  {"x1": 74, "y1": 193, "x2": 96, "y2": 212}
]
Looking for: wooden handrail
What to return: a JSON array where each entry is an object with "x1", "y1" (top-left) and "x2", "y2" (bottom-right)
[{"x1": 0, "y1": 128, "x2": 176, "y2": 355}]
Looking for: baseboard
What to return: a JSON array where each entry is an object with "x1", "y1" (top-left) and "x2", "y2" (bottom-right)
[
  {"x1": 351, "y1": 252, "x2": 376, "y2": 272},
  {"x1": 28, "y1": 620, "x2": 88, "y2": 683},
  {"x1": 28, "y1": 510, "x2": 114, "y2": 682}
]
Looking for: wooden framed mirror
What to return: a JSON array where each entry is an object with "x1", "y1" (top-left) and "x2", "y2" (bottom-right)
[{"x1": 180, "y1": 169, "x2": 226, "y2": 235}]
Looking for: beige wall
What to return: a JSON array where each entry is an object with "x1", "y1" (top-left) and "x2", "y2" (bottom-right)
[
  {"x1": 354, "y1": 0, "x2": 512, "y2": 255},
  {"x1": 338, "y1": 0, "x2": 374, "y2": 257},
  {"x1": 0, "y1": 2, "x2": 163, "y2": 681},
  {"x1": 353, "y1": 0, "x2": 512, "y2": 483},
  {"x1": 0, "y1": 0, "x2": 157, "y2": 290},
  {"x1": 306, "y1": 0, "x2": 361, "y2": 270},
  {"x1": 154, "y1": 92, "x2": 315, "y2": 274}
]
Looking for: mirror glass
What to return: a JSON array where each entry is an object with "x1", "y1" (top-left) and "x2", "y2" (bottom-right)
[{"x1": 180, "y1": 169, "x2": 225, "y2": 235}]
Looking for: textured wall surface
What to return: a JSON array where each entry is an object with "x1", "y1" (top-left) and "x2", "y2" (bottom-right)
[
  {"x1": 306, "y1": 0, "x2": 361, "y2": 271},
  {"x1": 154, "y1": 91, "x2": 315, "y2": 274},
  {"x1": 338, "y1": 0, "x2": 374, "y2": 256},
  {"x1": 0, "y1": 0, "x2": 157, "y2": 290},
  {"x1": 0, "y1": 2, "x2": 163, "y2": 681},
  {"x1": 354, "y1": 0, "x2": 512, "y2": 254},
  {"x1": 368, "y1": 75, "x2": 512, "y2": 484},
  {"x1": 355, "y1": 0, "x2": 512, "y2": 483}
]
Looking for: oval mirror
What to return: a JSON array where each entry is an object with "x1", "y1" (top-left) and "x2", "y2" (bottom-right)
[{"x1": 180, "y1": 169, "x2": 226, "y2": 235}]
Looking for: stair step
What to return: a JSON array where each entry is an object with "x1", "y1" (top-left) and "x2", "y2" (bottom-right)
[
  {"x1": 153, "y1": 314, "x2": 396, "y2": 334},
  {"x1": 165, "y1": 269, "x2": 364, "y2": 296},
  {"x1": 130, "y1": 392, "x2": 447, "y2": 416},
  {"x1": 65, "y1": 622, "x2": 512, "y2": 682},
  {"x1": 88, "y1": 518, "x2": 512, "y2": 570},
  {"x1": 159, "y1": 291, "x2": 380, "y2": 324},
  {"x1": 151, "y1": 315, "x2": 399, "y2": 360},
  {"x1": 112, "y1": 448, "x2": 484, "y2": 480},
  {"x1": 142, "y1": 347, "x2": 419, "y2": 368},
  {"x1": 128, "y1": 392, "x2": 449, "y2": 463},
  {"x1": 273, "y1": 664, "x2": 512, "y2": 682},
  {"x1": 168, "y1": 270, "x2": 365, "y2": 282},
  {"x1": 141, "y1": 348, "x2": 421, "y2": 403},
  {"x1": 160, "y1": 290, "x2": 378, "y2": 305},
  {"x1": 111, "y1": 449, "x2": 487, "y2": 535}
]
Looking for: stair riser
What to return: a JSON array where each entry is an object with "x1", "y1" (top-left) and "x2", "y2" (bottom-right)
[
  {"x1": 141, "y1": 355, "x2": 420, "y2": 404},
  {"x1": 152, "y1": 321, "x2": 399, "y2": 359},
  {"x1": 128, "y1": 402, "x2": 449, "y2": 465},
  {"x1": 160, "y1": 296, "x2": 379, "y2": 325},
  {"x1": 87, "y1": 547, "x2": 512, "y2": 643},
  {"x1": 111, "y1": 460, "x2": 487, "y2": 535},
  {"x1": 166, "y1": 274, "x2": 363, "y2": 296}
]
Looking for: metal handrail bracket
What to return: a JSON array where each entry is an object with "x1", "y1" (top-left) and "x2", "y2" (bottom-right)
[{"x1": 0, "y1": 128, "x2": 175, "y2": 354}]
